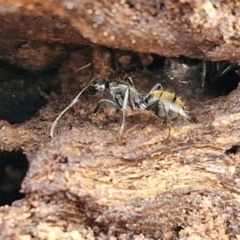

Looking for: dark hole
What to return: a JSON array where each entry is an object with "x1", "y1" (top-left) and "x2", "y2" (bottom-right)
[
  {"x1": 126, "y1": 1, "x2": 135, "y2": 9},
  {"x1": 210, "y1": 68, "x2": 239, "y2": 96},
  {"x1": 147, "y1": 55, "x2": 165, "y2": 70},
  {"x1": 164, "y1": 57, "x2": 239, "y2": 96},
  {"x1": 159, "y1": 3, "x2": 166, "y2": 11},
  {"x1": 231, "y1": 9, "x2": 237, "y2": 16},
  {"x1": 174, "y1": 225, "x2": 184, "y2": 237},
  {"x1": 0, "y1": 150, "x2": 29, "y2": 206},
  {"x1": 200, "y1": 61, "x2": 239, "y2": 97},
  {"x1": 225, "y1": 145, "x2": 240, "y2": 155},
  {"x1": 0, "y1": 61, "x2": 48, "y2": 124}
]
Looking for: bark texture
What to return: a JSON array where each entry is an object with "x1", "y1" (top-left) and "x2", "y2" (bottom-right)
[
  {"x1": 0, "y1": 0, "x2": 240, "y2": 69},
  {"x1": 0, "y1": 72, "x2": 240, "y2": 239},
  {"x1": 0, "y1": 0, "x2": 240, "y2": 239}
]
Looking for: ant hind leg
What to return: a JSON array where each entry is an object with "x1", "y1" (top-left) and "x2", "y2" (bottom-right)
[{"x1": 157, "y1": 99, "x2": 171, "y2": 139}]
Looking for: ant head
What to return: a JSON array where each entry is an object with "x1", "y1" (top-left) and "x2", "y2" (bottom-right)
[{"x1": 86, "y1": 77, "x2": 108, "y2": 95}]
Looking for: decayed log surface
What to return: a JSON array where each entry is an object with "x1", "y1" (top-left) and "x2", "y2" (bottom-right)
[
  {"x1": 1, "y1": 0, "x2": 240, "y2": 67},
  {"x1": 0, "y1": 0, "x2": 240, "y2": 239},
  {"x1": 0, "y1": 71, "x2": 240, "y2": 239}
]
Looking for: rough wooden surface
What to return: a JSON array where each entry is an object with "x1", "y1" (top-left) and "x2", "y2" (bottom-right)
[
  {"x1": 1, "y1": 0, "x2": 240, "y2": 70},
  {"x1": 0, "y1": 70, "x2": 240, "y2": 239},
  {"x1": 0, "y1": 0, "x2": 240, "y2": 239}
]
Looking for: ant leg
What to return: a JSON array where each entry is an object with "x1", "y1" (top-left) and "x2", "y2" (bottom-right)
[
  {"x1": 89, "y1": 99, "x2": 121, "y2": 122},
  {"x1": 50, "y1": 84, "x2": 90, "y2": 138},
  {"x1": 122, "y1": 73, "x2": 129, "y2": 81},
  {"x1": 216, "y1": 63, "x2": 238, "y2": 79},
  {"x1": 90, "y1": 98, "x2": 121, "y2": 124},
  {"x1": 126, "y1": 76, "x2": 136, "y2": 88},
  {"x1": 145, "y1": 83, "x2": 163, "y2": 98},
  {"x1": 122, "y1": 74, "x2": 135, "y2": 86},
  {"x1": 93, "y1": 99, "x2": 120, "y2": 114},
  {"x1": 75, "y1": 63, "x2": 91, "y2": 73},
  {"x1": 120, "y1": 87, "x2": 130, "y2": 135},
  {"x1": 158, "y1": 99, "x2": 171, "y2": 138},
  {"x1": 201, "y1": 60, "x2": 208, "y2": 90}
]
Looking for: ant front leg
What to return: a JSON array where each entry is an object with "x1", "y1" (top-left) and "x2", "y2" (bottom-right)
[
  {"x1": 93, "y1": 99, "x2": 120, "y2": 114},
  {"x1": 126, "y1": 76, "x2": 136, "y2": 88},
  {"x1": 120, "y1": 87, "x2": 130, "y2": 135},
  {"x1": 90, "y1": 98, "x2": 120, "y2": 123}
]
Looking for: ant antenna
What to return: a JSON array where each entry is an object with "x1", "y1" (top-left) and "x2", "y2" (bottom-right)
[
  {"x1": 50, "y1": 84, "x2": 90, "y2": 138},
  {"x1": 50, "y1": 63, "x2": 92, "y2": 138},
  {"x1": 75, "y1": 63, "x2": 92, "y2": 73}
]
